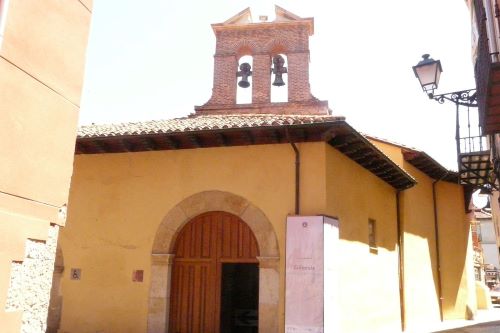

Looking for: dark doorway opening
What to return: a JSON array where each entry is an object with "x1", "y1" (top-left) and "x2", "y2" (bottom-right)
[{"x1": 220, "y1": 263, "x2": 259, "y2": 333}]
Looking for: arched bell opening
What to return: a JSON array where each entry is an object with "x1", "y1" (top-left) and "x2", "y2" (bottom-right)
[{"x1": 270, "y1": 53, "x2": 288, "y2": 103}]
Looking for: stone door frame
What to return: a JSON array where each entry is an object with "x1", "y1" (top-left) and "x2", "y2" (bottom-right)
[{"x1": 147, "y1": 191, "x2": 280, "y2": 333}]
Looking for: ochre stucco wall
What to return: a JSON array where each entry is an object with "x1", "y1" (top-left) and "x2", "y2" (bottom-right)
[
  {"x1": 59, "y1": 139, "x2": 476, "y2": 333},
  {"x1": 59, "y1": 141, "x2": 404, "y2": 333},
  {"x1": 370, "y1": 139, "x2": 476, "y2": 328},
  {"x1": 59, "y1": 143, "x2": 325, "y2": 333},
  {"x1": 325, "y1": 145, "x2": 401, "y2": 333},
  {"x1": 436, "y1": 181, "x2": 477, "y2": 319}
]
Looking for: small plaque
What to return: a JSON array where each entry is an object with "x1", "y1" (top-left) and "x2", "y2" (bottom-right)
[
  {"x1": 132, "y1": 270, "x2": 144, "y2": 282},
  {"x1": 70, "y1": 268, "x2": 81, "y2": 280}
]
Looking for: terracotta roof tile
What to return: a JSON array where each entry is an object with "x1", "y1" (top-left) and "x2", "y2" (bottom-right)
[{"x1": 78, "y1": 114, "x2": 345, "y2": 139}]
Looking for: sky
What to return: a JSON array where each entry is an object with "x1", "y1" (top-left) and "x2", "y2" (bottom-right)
[{"x1": 79, "y1": 0, "x2": 475, "y2": 170}]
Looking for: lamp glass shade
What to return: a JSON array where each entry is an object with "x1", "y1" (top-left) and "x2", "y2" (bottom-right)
[{"x1": 413, "y1": 54, "x2": 442, "y2": 95}]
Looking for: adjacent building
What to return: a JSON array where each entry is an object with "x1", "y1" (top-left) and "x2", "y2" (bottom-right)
[
  {"x1": 53, "y1": 7, "x2": 479, "y2": 333},
  {"x1": 0, "y1": 1, "x2": 92, "y2": 332},
  {"x1": 466, "y1": 0, "x2": 500, "y2": 287}
]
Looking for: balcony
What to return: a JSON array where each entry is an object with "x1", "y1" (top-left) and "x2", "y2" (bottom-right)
[{"x1": 456, "y1": 95, "x2": 495, "y2": 188}]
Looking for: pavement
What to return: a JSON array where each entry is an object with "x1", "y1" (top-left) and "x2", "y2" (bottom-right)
[{"x1": 429, "y1": 305, "x2": 500, "y2": 333}]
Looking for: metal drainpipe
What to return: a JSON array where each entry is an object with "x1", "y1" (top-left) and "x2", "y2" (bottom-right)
[
  {"x1": 286, "y1": 127, "x2": 300, "y2": 215},
  {"x1": 433, "y1": 172, "x2": 448, "y2": 322},
  {"x1": 396, "y1": 190, "x2": 406, "y2": 332}
]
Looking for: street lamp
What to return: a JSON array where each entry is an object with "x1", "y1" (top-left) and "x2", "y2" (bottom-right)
[
  {"x1": 412, "y1": 54, "x2": 477, "y2": 107},
  {"x1": 412, "y1": 54, "x2": 495, "y2": 193},
  {"x1": 412, "y1": 54, "x2": 442, "y2": 98}
]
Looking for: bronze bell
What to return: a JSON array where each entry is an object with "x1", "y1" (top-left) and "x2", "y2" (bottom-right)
[
  {"x1": 238, "y1": 77, "x2": 250, "y2": 88},
  {"x1": 271, "y1": 55, "x2": 287, "y2": 87},
  {"x1": 272, "y1": 75, "x2": 285, "y2": 87},
  {"x1": 237, "y1": 62, "x2": 252, "y2": 88}
]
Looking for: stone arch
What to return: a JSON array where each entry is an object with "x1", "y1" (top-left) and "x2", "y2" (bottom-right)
[
  {"x1": 152, "y1": 190, "x2": 279, "y2": 257},
  {"x1": 147, "y1": 190, "x2": 280, "y2": 333}
]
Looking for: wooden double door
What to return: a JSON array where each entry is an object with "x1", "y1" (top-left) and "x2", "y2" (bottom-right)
[{"x1": 169, "y1": 211, "x2": 260, "y2": 333}]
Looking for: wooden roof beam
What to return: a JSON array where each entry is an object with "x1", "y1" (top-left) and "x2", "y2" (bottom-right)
[
  {"x1": 215, "y1": 132, "x2": 227, "y2": 146},
  {"x1": 349, "y1": 148, "x2": 374, "y2": 160},
  {"x1": 143, "y1": 138, "x2": 158, "y2": 151},
  {"x1": 163, "y1": 136, "x2": 179, "y2": 149},
  {"x1": 330, "y1": 134, "x2": 358, "y2": 148},
  {"x1": 121, "y1": 139, "x2": 133, "y2": 152},
  {"x1": 188, "y1": 134, "x2": 201, "y2": 148},
  {"x1": 93, "y1": 140, "x2": 107, "y2": 153},
  {"x1": 340, "y1": 142, "x2": 366, "y2": 154}
]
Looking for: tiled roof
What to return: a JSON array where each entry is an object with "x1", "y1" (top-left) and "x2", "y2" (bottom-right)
[
  {"x1": 76, "y1": 114, "x2": 416, "y2": 190},
  {"x1": 78, "y1": 114, "x2": 345, "y2": 139},
  {"x1": 366, "y1": 135, "x2": 459, "y2": 183}
]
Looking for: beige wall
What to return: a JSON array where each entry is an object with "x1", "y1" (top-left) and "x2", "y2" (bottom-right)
[
  {"x1": 59, "y1": 143, "x2": 311, "y2": 333},
  {"x1": 58, "y1": 138, "x2": 477, "y2": 333},
  {"x1": 370, "y1": 139, "x2": 477, "y2": 329},
  {"x1": 0, "y1": 0, "x2": 91, "y2": 332},
  {"x1": 325, "y1": 145, "x2": 401, "y2": 333},
  {"x1": 58, "y1": 142, "x2": 409, "y2": 333}
]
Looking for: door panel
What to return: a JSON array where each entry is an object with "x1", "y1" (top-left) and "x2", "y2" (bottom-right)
[
  {"x1": 169, "y1": 262, "x2": 216, "y2": 333},
  {"x1": 169, "y1": 211, "x2": 260, "y2": 333}
]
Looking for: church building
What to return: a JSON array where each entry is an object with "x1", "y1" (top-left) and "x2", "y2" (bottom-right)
[{"x1": 53, "y1": 7, "x2": 478, "y2": 333}]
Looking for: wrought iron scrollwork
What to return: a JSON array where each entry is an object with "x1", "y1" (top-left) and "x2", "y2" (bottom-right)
[{"x1": 431, "y1": 89, "x2": 478, "y2": 107}]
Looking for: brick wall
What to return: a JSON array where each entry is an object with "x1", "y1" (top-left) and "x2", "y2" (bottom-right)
[{"x1": 197, "y1": 20, "x2": 327, "y2": 115}]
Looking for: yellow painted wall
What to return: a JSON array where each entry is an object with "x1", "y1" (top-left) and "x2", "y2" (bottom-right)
[
  {"x1": 325, "y1": 145, "x2": 401, "y2": 333},
  {"x1": 0, "y1": 0, "x2": 91, "y2": 331},
  {"x1": 370, "y1": 139, "x2": 476, "y2": 327},
  {"x1": 59, "y1": 143, "x2": 325, "y2": 333},
  {"x1": 59, "y1": 141, "x2": 406, "y2": 333},
  {"x1": 436, "y1": 181, "x2": 477, "y2": 319},
  {"x1": 60, "y1": 139, "x2": 476, "y2": 333}
]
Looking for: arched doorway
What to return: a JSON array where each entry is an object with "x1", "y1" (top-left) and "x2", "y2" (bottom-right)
[
  {"x1": 169, "y1": 211, "x2": 260, "y2": 333},
  {"x1": 147, "y1": 191, "x2": 279, "y2": 333}
]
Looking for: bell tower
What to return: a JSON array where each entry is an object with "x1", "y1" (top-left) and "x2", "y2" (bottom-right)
[{"x1": 195, "y1": 6, "x2": 329, "y2": 115}]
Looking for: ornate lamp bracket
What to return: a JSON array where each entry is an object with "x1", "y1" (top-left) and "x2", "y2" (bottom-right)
[{"x1": 431, "y1": 89, "x2": 478, "y2": 108}]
